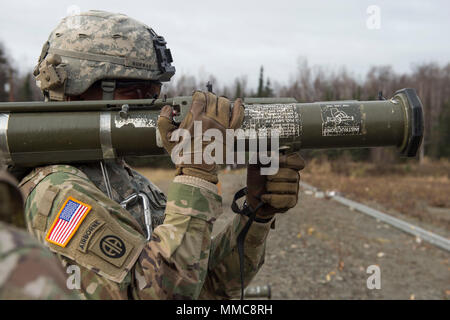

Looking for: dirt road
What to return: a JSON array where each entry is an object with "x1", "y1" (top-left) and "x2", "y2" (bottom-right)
[{"x1": 143, "y1": 168, "x2": 450, "y2": 300}]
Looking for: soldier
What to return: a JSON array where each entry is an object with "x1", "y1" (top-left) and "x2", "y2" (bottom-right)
[
  {"x1": 0, "y1": 170, "x2": 77, "y2": 299},
  {"x1": 16, "y1": 10, "x2": 305, "y2": 299}
]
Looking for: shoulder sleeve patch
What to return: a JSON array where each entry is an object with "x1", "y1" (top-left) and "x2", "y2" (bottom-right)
[
  {"x1": 89, "y1": 227, "x2": 134, "y2": 268},
  {"x1": 45, "y1": 196, "x2": 92, "y2": 248},
  {"x1": 44, "y1": 189, "x2": 146, "y2": 284}
]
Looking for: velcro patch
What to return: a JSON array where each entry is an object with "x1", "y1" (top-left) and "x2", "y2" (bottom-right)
[
  {"x1": 46, "y1": 197, "x2": 92, "y2": 247},
  {"x1": 90, "y1": 227, "x2": 134, "y2": 268},
  {"x1": 78, "y1": 219, "x2": 105, "y2": 253}
]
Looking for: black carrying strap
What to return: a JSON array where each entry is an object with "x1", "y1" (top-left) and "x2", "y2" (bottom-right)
[
  {"x1": 101, "y1": 80, "x2": 116, "y2": 100},
  {"x1": 231, "y1": 187, "x2": 264, "y2": 300}
]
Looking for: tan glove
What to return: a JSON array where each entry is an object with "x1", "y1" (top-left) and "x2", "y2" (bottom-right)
[
  {"x1": 157, "y1": 91, "x2": 244, "y2": 184},
  {"x1": 246, "y1": 152, "x2": 305, "y2": 220}
]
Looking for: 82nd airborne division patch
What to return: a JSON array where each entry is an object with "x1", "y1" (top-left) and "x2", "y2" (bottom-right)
[{"x1": 46, "y1": 196, "x2": 92, "y2": 247}]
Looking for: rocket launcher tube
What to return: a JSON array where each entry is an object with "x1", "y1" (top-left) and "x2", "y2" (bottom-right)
[{"x1": 0, "y1": 88, "x2": 423, "y2": 167}]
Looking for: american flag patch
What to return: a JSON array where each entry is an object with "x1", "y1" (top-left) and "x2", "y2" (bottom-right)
[{"x1": 46, "y1": 197, "x2": 92, "y2": 247}]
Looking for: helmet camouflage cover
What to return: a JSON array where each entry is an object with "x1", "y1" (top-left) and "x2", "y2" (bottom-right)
[{"x1": 34, "y1": 10, "x2": 175, "y2": 100}]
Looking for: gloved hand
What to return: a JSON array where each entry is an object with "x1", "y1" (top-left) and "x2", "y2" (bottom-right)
[
  {"x1": 157, "y1": 91, "x2": 244, "y2": 184},
  {"x1": 246, "y1": 152, "x2": 305, "y2": 220}
]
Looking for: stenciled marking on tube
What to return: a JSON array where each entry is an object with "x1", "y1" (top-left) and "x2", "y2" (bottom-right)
[
  {"x1": 241, "y1": 104, "x2": 301, "y2": 138},
  {"x1": 114, "y1": 115, "x2": 156, "y2": 128},
  {"x1": 320, "y1": 103, "x2": 363, "y2": 136}
]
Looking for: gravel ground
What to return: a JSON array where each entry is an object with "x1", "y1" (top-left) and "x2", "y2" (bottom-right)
[{"x1": 147, "y1": 169, "x2": 450, "y2": 300}]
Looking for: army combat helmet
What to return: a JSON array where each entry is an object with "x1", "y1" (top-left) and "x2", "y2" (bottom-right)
[{"x1": 33, "y1": 10, "x2": 175, "y2": 101}]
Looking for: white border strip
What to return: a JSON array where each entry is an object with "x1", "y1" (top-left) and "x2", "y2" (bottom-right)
[
  {"x1": 300, "y1": 181, "x2": 450, "y2": 252},
  {"x1": 99, "y1": 112, "x2": 115, "y2": 159},
  {"x1": 0, "y1": 113, "x2": 12, "y2": 165}
]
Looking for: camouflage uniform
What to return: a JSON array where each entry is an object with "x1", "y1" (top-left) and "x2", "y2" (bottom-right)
[
  {"x1": 18, "y1": 10, "x2": 274, "y2": 300},
  {"x1": 0, "y1": 222, "x2": 78, "y2": 300},
  {"x1": 19, "y1": 163, "x2": 272, "y2": 299},
  {"x1": 0, "y1": 171, "x2": 77, "y2": 300}
]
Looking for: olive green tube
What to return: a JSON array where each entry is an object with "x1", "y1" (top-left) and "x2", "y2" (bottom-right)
[
  {"x1": 0, "y1": 88, "x2": 423, "y2": 167},
  {"x1": 4, "y1": 110, "x2": 164, "y2": 166}
]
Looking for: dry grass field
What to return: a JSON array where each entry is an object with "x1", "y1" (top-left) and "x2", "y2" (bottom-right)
[{"x1": 301, "y1": 159, "x2": 450, "y2": 233}]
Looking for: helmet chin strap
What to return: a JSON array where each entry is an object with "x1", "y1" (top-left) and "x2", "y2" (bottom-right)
[
  {"x1": 99, "y1": 80, "x2": 116, "y2": 201},
  {"x1": 101, "y1": 80, "x2": 116, "y2": 100}
]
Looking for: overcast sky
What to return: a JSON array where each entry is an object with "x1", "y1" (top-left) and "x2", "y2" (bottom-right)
[{"x1": 0, "y1": 0, "x2": 449, "y2": 89}]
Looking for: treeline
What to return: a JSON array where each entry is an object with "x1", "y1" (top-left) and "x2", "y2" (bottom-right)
[
  {"x1": 1, "y1": 40, "x2": 448, "y2": 160},
  {"x1": 0, "y1": 43, "x2": 42, "y2": 102}
]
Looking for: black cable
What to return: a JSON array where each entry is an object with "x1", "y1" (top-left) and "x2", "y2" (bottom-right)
[{"x1": 231, "y1": 187, "x2": 264, "y2": 300}]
